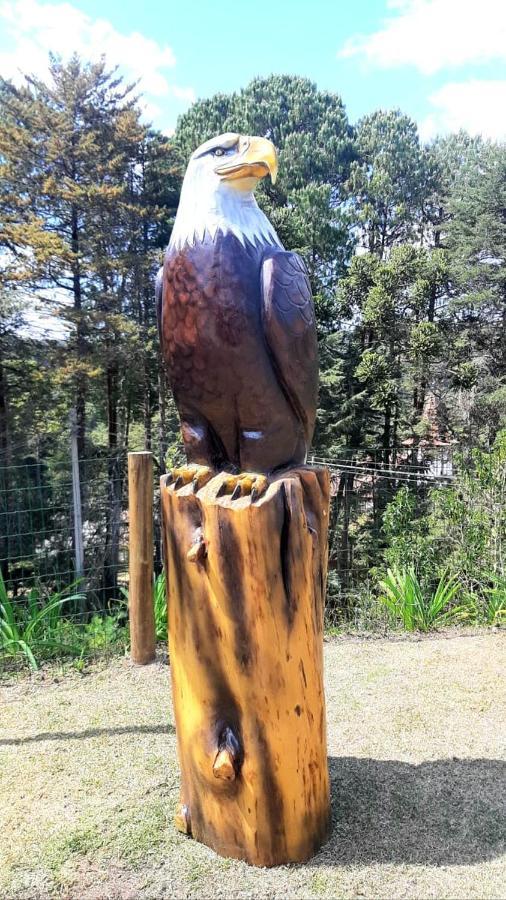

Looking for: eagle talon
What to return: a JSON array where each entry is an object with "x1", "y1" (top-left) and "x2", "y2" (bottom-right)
[
  {"x1": 167, "y1": 464, "x2": 213, "y2": 493},
  {"x1": 192, "y1": 466, "x2": 213, "y2": 492},
  {"x1": 215, "y1": 472, "x2": 268, "y2": 502}
]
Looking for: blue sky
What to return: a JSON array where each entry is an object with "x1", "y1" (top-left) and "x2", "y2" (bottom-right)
[{"x1": 1, "y1": 0, "x2": 505, "y2": 142}]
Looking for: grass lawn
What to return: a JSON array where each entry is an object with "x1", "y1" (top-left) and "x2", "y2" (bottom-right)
[{"x1": 1, "y1": 631, "x2": 505, "y2": 899}]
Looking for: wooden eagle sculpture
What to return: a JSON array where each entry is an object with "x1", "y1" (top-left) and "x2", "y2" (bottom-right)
[{"x1": 157, "y1": 132, "x2": 318, "y2": 500}]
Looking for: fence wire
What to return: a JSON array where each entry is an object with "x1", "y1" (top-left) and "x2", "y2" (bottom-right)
[
  {"x1": 0, "y1": 444, "x2": 456, "y2": 675},
  {"x1": 315, "y1": 444, "x2": 455, "y2": 630},
  {"x1": 0, "y1": 453, "x2": 132, "y2": 675}
]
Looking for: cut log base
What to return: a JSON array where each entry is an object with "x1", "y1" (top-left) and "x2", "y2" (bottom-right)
[{"x1": 161, "y1": 466, "x2": 331, "y2": 867}]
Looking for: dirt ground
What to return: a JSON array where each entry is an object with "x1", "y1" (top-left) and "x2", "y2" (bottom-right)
[{"x1": 1, "y1": 631, "x2": 505, "y2": 899}]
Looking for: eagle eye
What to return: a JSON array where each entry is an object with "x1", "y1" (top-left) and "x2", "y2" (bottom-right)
[{"x1": 213, "y1": 148, "x2": 225, "y2": 157}]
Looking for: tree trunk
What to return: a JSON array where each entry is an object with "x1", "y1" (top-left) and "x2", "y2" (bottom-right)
[
  {"x1": 160, "y1": 466, "x2": 330, "y2": 866},
  {"x1": 382, "y1": 403, "x2": 391, "y2": 467},
  {"x1": 70, "y1": 203, "x2": 87, "y2": 461},
  {"x1": 157, "y1": 363, "x2": 167, "y2": 477},
  {"x1": 0, "y1": 355, "x2": 12, "y2": 582},
  {"x1": 143, "y1": 360, "x2": 152, "y2": 451},
  {"x1": 103, "y1": 362, "x2": 121, "y2": 603}
]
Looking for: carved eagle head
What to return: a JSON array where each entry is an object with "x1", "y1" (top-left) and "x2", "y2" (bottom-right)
[{"x1": 169, "y1": 133, "x2": 281, "y2": 251}]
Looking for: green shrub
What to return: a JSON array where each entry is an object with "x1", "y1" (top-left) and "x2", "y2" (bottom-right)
[
  {"x1": 378, "y1": 431, "x2": 506, "y2": 629},
  {"x1": 381, "y1": 485, "x2": 438, "y2": 581},
  {"x1": 484, "y1": 575, "x2": 506, "y2": 625},
  {"x1": 464, "y1": 575, "x2": 506, "y2": 625},
  {"x1": 0, "y1": 572, "x2": 131, "y2": 671},
  {"x1": 80, "y1": 612, "x2": 129, "y2": 652}
]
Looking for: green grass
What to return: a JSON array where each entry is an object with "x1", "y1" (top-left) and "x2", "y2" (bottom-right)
[
  {"x1": 1, "y1": 635, "x2": 505, "y2": 899},
  {"x1": 108, "y1": 800, "x2": 174, "y2": 866},
  {"x1": 38, "y1": 797, "x2": 178, "y2": 888},
  {"x1": 44, "y1": 825, "x2": 103, "y2": 873}
]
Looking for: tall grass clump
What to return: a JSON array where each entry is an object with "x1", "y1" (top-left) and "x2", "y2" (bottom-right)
[
  {"x1": 0, "y1": 572, "x2": 85, "y2": 670},
  {"x1": 378, "y1": 566, "x2": 464, "y2": 632},
  {"x1": 464, "y1": 573, "x2": 506, "y2": 625},
  {"x1": 120, "y1": 571, "x2": 167, "y2": 641},
  {"x1": 153, "y1": 571, "x2": 168, "y2": 640},
  {"x1": 483, "y1": 575, "x2": 506, "y2": 624}
]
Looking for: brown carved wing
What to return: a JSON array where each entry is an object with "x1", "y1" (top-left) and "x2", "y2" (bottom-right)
[{"x1": 261, "y1": 250, "x2": 319, "y2": 443}]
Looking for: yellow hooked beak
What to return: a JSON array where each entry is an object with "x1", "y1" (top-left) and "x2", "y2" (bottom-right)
[{"x1": 214, "y1": 135, "x2": 278, "y2": 185}]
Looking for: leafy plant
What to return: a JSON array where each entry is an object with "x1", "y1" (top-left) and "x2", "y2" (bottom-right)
[
  {"x1": 381, "y1": 486, "x2": 441, "y2": 584},
  {"x1": 378, "y1": 567, "x2": 463, "y2": 632},
  {"x1": 0, "y1": 572, "x2": 85, "y2": 670},
  {"x1": 120, "y1": 572, "x2": 167, "y2": 642},
  {"x1": 482, "y1": 574, "x2": 506, "y2": 625},
  {"x1": 82, "y1": 613, "x2": 128, "y2": 651},
  {"x1": 153, "y1": 571, "x2": 168, "y2": 641},
  {"x1": 458, "y1": 574, "x2": 506, "y2": 626},
  {"x1": 469, "y1": 573, "x2": 506, "y2": 625}
]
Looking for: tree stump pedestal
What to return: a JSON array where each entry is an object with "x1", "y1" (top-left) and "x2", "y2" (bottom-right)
[{"x1": 160, "y1": 466, "x2": 330, "y2": 867}]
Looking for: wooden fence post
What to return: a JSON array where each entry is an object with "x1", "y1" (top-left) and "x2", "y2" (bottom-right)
[{"x1": 128, "y1": 451, "x2": 155, "y2": 664}]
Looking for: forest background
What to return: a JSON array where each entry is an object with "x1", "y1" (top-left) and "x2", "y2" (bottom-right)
[{"x1": 1, "y1": 58, "x2": 505, "y2": 645}]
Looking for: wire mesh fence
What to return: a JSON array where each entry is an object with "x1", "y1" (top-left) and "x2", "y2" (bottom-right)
[
  {"x1": 0, "y1": 453, "x2": 132, "y2": 675},
  {"x1": 318, "y1": 444, "x2": 455, "y2": 631},
  {"x1": 0, "y1": 443, "x2": 457, "y2": 676},
  {"x1": 1, "y1": 456, "x2": 126, "y2": 595}
]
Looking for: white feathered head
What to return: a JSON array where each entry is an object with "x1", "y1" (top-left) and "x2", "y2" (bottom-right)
[{"x1": 169, "y1": 133, "x2": 280, "y2": 250}]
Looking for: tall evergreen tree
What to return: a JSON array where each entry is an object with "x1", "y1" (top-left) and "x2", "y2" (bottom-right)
[
  {"x1": 348, "y1": 109, "x2": 433, "y2": 258},
  {"x1": 1, "y1": 55, "x2": 145, "y2": 456},
  {"x1": 0, "y1": 55, "x2": 182, "y2": 598},
  {"x1": 444, "y1": 140, "x2": 506, "y2": 443}
]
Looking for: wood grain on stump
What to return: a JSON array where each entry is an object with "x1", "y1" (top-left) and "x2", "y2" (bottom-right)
[{"x1": 160, "y1": 466, "x2": 330, "y2": 867}]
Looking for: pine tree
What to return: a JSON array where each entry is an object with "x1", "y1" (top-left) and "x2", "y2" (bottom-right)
[
  {"x1": 1, "y1": 55, "x2": 146, "y2": 456},
  {"x1": 0, "y1": 55, "x2": 183, "y2": 598},
  {"x1": 347, "y1": 110, "x2": 434, "y2": 257}
]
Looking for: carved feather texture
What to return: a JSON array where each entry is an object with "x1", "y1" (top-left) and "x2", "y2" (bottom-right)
[{"x1": 261, "y1": 251, "x2": 318, "y2": 441}]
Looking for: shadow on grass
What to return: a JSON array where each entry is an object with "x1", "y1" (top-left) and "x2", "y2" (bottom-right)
[
  {"x1": 0, "y1": 723, "x2": 175, "y2": 746},
  {"x1": 309, "y1": 756, "x2": 506, "y2": 867}
]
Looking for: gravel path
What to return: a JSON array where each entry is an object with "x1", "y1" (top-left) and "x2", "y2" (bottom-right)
[{"x1": 1, "y1": 631, "x2": 505, "y2": 899}]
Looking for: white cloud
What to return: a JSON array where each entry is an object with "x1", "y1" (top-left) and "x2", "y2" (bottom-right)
[
  {"x1": 338, "y1": 0, "x2": 506, "y2": 74},
  {"x1": 171, "y1": 85, "x2": 196, "y2": 104},
  {"x1": 419, "y1": 79, "x2": 506, "y2": 141},
  {"x1": 0, "y1": 0, "x2": 194, "y2": 125}
]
